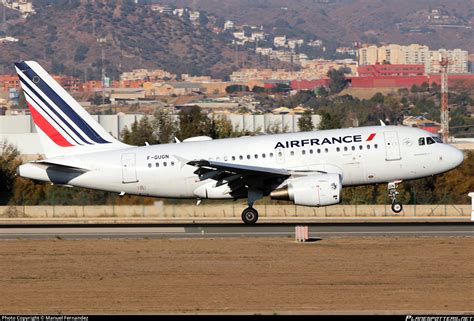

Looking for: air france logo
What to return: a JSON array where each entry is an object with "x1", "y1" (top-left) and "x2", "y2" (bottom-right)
[{"x1": 274, "y1": 133, "x2": 376, "y2": 149}]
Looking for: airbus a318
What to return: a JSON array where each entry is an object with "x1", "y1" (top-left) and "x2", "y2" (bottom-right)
[{"x1": 14, "y1": 61, "x2": 464, "y2": 224}]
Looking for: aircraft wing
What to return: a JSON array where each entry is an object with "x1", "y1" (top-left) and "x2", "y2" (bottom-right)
[
  {"x1": 187, "y1": 159, "x2": 290, "y2": 177},
  {"x1": 186, "y1": 159, "x2": 292, "y2": 198}
]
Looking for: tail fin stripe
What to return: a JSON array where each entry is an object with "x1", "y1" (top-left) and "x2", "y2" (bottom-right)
[
  {"x1": 23, "y1": 89, "x2": 82, "y2": 146},
  {"x1": 16, "y1": 62, "x2": 110, "y2": 144},
  {"x1": 27, "y1": 102, "x2": 74, "y2": 147},
  {"x1": 18, "y1": 74, "x2": 92, "y2": 145}
]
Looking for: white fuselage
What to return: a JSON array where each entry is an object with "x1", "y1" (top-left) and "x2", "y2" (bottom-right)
[{"x1": 18, "y1": 125, "x2": 464, "y2": 200}]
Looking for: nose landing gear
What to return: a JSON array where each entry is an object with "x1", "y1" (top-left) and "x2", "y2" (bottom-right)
[{"x1": 388, "y1": 180, "x2": 403, "y2": 213}]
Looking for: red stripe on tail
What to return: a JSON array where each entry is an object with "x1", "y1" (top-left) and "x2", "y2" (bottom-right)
[{"x1": 28, "y1": 102, "x2": 74, "y2": 147}]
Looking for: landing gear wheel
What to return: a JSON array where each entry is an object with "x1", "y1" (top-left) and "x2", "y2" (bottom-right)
[
  {"x1": 391, "y1": 202, "x2": 403, "y2": 213},
  {"x1": 242, "y1": 207, "x2": 259, "y2": 225}
]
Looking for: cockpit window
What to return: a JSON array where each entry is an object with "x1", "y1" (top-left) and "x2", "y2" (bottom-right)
[
  {"x1": 433, "y1": 137, "x2": 443, "y2": 143},
  {"x1": 426, "y1": 137, "x2": 435, "y2": 145},
  {"x1": 418, "y1": 137, "x2": 425, "y2": 146}
]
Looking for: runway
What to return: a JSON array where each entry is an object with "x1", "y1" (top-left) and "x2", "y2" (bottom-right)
[{"x1": 0, "y1": 222, "x2": 472, "y2": 239}]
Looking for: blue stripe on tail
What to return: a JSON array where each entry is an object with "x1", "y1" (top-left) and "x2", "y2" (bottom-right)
[{"x1": 15, "y1": 62, "x2": 111, "y2": 144}]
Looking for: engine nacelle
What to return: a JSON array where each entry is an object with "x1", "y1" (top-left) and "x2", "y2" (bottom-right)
[{"x1": 270, "y1": 174, "x2": 342, "y2": 206}]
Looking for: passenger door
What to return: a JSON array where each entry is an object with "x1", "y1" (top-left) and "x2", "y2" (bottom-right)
[{"x1": 122, "y1": 153, "x2": 138, "y2": 183}]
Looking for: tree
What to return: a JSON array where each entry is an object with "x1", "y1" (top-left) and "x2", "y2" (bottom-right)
[
  {"x1": 297, "y1": 110, "x2": 314, "y2": 132},
  {"x1": 152, "y1": 109, "x2": 177, "y2": 144},
  {"x1": 0, "y1": 141, "x2": 21, "y2": 205},
  {"x1": 225, "y1": 85, "x2": 249, "y2": 93},
  {"x1": 316, "y1": 86, "x2": 328, "y2": 97},
  {"x1": 74, "y1": 45, "x2": 89, "y2": 62},
  {"x1": 370, "y1": 92, "x2": 385, "y2": 104},
  {"x1": 209, "y1": 114, "x2": 235, "y2": 139},
  {"x1": 327, "y1": 68, "x2": 348, "y2": 94},
  {"x1": 317, "y1": 111, "x2": 341, "y2": 130},
  {"x1": 177, "y1": 106, "x2": 210, "y2": 140},
  {"x1": 252, "y1": 86, "x2": 266, "y2": 93},
  {"x1": 120, "y1": 116, "x2": 157, "y2": 146}
]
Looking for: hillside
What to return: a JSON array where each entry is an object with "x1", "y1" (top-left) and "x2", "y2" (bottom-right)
[
  {"x1": 162, "y1": 0, "x2": 474, "y2": 52},
  {"x1": 0, "y1": 0, "x2": 289, "y2": 79}
]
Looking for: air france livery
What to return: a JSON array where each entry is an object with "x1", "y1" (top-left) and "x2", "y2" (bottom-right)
[{"x1": 15, "y1": 61, "x2": 464, "y2": 224}]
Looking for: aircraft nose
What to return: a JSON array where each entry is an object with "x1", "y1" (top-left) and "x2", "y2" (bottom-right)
[{"x1": 449, "y1": 147, "x2": 464, "y2": 168}]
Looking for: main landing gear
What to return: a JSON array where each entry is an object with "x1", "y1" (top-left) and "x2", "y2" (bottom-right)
[
  {"x1": 241, "y1": 188, "x2": 262, "y2": 224},
  {"x1": 388, "y1": 180, "x2": 403, "y2": 213},
  {"x1": 242, "y1": 207, "x2": 259, "y2": 225}
]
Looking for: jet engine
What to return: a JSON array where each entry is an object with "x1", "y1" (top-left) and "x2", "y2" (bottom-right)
[{"x1": 270, "y1": 174, "x2": 342, "y2": 206}]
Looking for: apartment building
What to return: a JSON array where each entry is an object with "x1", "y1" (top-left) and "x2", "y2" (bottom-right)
[{"x1": 358, "y1": 44, "x2": 469, "y2": 74}]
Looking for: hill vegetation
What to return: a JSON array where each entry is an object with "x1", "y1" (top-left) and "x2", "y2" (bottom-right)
[
  {"x1": 163, "y1": 0, "x2": 474, "y2": 52},
  {"x1": 0, "y1": 0, "x2": 289, "y2": 79}
]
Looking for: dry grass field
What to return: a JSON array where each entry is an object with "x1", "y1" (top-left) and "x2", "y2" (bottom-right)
[{"x1": 0, "y1": 236, "x2": 472, "y2": 314}]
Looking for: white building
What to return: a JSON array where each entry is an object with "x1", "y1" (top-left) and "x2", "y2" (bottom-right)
[
  {"x1": 358, "y1": 44, "x2": 469, "y2": 74},
  {"x1": 256, "y1": 47, "x2": 273, "y2": 56},
  {"x1": 2, "y1": 0, "x2": 34, "y2": 14},
  {"x1": 224, "y1": 20, "x2": 234, "y2": 30},
  {"x1": 430, "y1": 49, "x2": 469, "y2": 74},
  {"x1": 251, "y1": 31, "x2": 265, "y2": 42},
  {"x1": 308, "y1": 39, "x2": 323, "y2": 47},
  {"x1": 287, "y1": 39, "x2": 304, "y2": 50},
  {"x1": 189, "y1": 10, "x2": 200, "y2": 25},
  {"x1": 273, "y1": 36, "x2": 287, "y2": 48},
  {"x1": 173, "y1": 8, "x2": 185, "y2": 17}
]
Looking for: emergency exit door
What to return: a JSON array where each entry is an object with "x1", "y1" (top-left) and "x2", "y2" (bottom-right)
[{"x1": 383, "y1": 131, "x2": 401, "y2": 161}]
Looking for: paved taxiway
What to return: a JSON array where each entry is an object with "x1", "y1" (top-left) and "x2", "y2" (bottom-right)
[{"x1": 0, "y1": 222, "x2": 472, "y2": 239}]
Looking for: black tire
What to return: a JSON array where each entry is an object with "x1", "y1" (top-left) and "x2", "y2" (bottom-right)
[
  {"x1": 241, "y1": 207, "x2": 259, "y2": 225},
  {"x1": 391, "y1": 202, "x2": 403, "y2": 213}
]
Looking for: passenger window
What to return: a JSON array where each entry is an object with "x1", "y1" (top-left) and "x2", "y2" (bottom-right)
[
  {"x1": 351, "y1": 146, "x2": 355, "y2": 151},
  {"x1": 426, "y1": 137, "x2": 435, "y2": 145},
  {"x1": 336, "y1": 147, "x2": 340, "y2": 152},
  {"x1": 374, "y1": 144, "x2": 378, "y2": 149},
  {"x1": 302, "y1": 150, "x2": 306, "y2": 155},
  {"x1": 171, "y1": 161, "x2": 175, "y2": 166},
  {"x1": 262, "y1": 153, "x2": 266, "y2": 158},
  {"x1": 239, "y1": 155, "x2": 243, "y2": 160},
  {"x1": 278, "y1": 152, "x2": 282, "y2": 157},
  {"x1": 309, "y1": 149, "x2": 313, "y2": 154},
  {"x1": 155, "y1": 163, "x2": 159, "y2": 167},
  {"x1": 418, "y1": 138, "x2": 425, "y2": 146},
  {"x1": 148, "y1": 163, "x2": 152, "y2": 168},
  {"x1": 325, "y1": 148, "x2": 328, "y2": 153},
  {"x1": 247, "y1": 155, "x2": 251, "y2": 159},
  {"x1": 317, "y1": 149, "x2": 321, "y2": 154},
  {"x1": 270, "y1": 153, "x2": 274, "y2": 157},
  {"x1": 359, "y1": 145, "x2": 363, "y2": 150},
  {"x1": 163, "y1": 162, "x2": 167, "y2": 167},
  {"x1": 344, "y1": 146, "x2": 348, "y2": 152},
  {"x1": 232, "y1": 156, "x2": 236, "y2": 161},
  {"x1": 290, "y1": 151, "x2": 294, "y2": 156},
  {"x1": 367, "y1": 145, "x2": 370, "y2": 150},
  {"x1": 254, "y1": 154, "x2": 258, "y2": 159}
]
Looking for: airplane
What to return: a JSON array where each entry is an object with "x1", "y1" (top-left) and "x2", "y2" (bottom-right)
[{"x1": 14, "y1": 61, "x2": 465, "y2": 224}]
